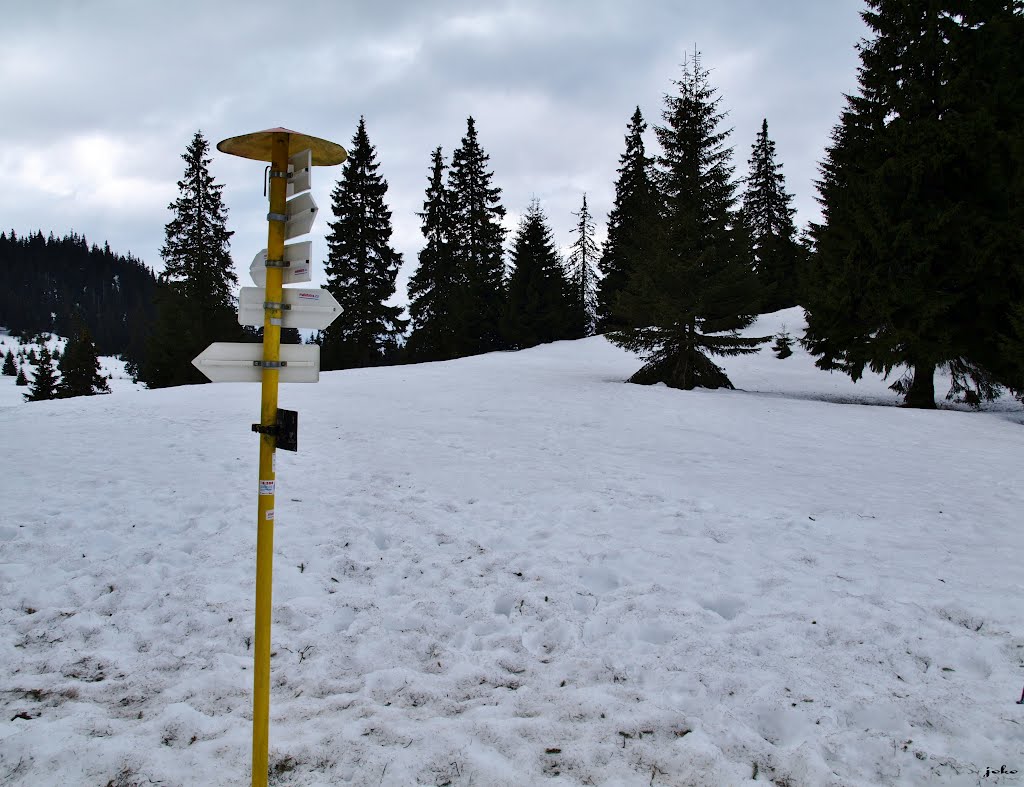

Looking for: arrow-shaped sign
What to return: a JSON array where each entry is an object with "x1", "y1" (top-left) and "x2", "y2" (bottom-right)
[
  {"x1": 283, "y1": 191, "x2": 317, "y2": 240},
  {"x1": 192, "y1": 342, "x2": 321, "y2": 383},
  {"x1": 287, "y1": 149, "x2": 311, "y2": 198},
  {"x1": 249, "y1": 241, "x2": 313, "y2": 287},
  {"x1": 237, "y1": 287, "x2": 342, "y2": 330}
]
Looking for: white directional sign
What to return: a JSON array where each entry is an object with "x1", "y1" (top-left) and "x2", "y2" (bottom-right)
[
  {"x1": 192, "y1": 342, "x2": 321, "y2": 383},
  {"x1": 287, "y1": 149, "x2": 311, "y2": 198},
  {"x1": 237, "y1": 287, "x2": 342, "y2": 330},
  {"x1": 249, "y1": 241, "x2": 313, "y2": 287},
  {"x1": 283, "y1": 191, "x2": 317, "y2": 240}
]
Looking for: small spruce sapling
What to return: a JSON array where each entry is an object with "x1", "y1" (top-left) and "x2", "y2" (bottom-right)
[
  {"x1": 15, "y1": 367, "x2": 28, "y2": 386},
  {"x1": 2, "y1": 349, "x2": 15, "y2": 376},
  {"x1": 773, "y1": 329, "x2": 794, "y2": 359}
]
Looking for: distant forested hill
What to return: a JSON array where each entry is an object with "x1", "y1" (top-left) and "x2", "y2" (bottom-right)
[{"x1": 0, "y1": 230, "x2": 157, "y2": 359}]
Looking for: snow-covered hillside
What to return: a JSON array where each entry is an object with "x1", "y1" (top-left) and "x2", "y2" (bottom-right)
[
  {"x1": 1, "y1": 309, "x2": 1022, "y2": 786},
  {"x1": 0, "y1": 330, "x2": 143, "y2": 406}
]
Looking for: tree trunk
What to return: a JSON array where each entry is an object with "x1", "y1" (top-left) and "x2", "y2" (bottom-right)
[{"x1": 903, "y1": 362, "x2": 937, "y2": 409}]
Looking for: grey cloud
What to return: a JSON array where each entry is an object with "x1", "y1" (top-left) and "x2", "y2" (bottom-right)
[{"x1": 2, "y1": 0, "x2": 867, "y2": 300}]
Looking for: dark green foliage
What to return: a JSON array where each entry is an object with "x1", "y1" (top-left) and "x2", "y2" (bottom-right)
[
  {"x1": 57, "y1": 324, "x2": 110, "y2": 398},
  {"x1": 2, "y1": 350, "x2": 14, "y2": 376},
  {"x1": 159, "y1": 131, "x2": 237, "y2": 311},
  {"x1": 567, "y1": 194, "x2": 600, "y2": 338},
  {"x1": 24, "y1": 345, "x2": 58, "y2": 402},
  {"x1": 597, "y1": 108, "x2": 660, "y2": 332},
  {"x1": 743, "y1": 119, "x2": 802, "y2": 310},
  {"x1": 0, "y1": 231, "x2": 157, "y2": 359},
  {"x1": 772, "y1": 330, "x2": 794, "y2": 359},
  {"x1": 447, "y1": 117, "x2": 508, "y2": 355},
  {"x1": 15, "y1": 366, "x2": 27, "y2": 386},
  {"x1": 505, "y1": 200, "x2": 572, "y2": 349},
  {"x1": 804, "y1": 0, "x2": 1024, "y2": 408},
  {"x1": 609, "y1": 54, "x2": 766, "y2": 390},
  {"x1": 139, "y1": 285, "x2": 210, "y2": 388},
  {"x1": 138, "y1": 131, "x2": 240, "y2": 388},
  {"x1": 320, "y1": 117, "x2": 406, "y2": 371},
  {"x1": 407, "y1": 147, "x2": 461, "y2": 362}
]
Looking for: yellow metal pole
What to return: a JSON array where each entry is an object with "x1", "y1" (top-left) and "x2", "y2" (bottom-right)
[{"x1": 252, "y1": 131, "x2": 288, "y2": 787}]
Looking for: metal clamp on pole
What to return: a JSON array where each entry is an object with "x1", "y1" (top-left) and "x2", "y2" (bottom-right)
[
  {"x1": 264, "y1": 259, "x2": 291, "y2": 268},
  {"x1": 267, "y1": 212, "x2": 288, "y2": 223},
  {"x1": 251, "y1": 409, "x2": 298, "y2": 452},
  {"x1": 263, "y1": 301, "x2": 292, "y2": 311},
  {"x1": 268, "y1": 169, "x2": 289, "y2": 180},
  {"x1": 252, "y1": 360, "x2": 288, "y2": 368}
]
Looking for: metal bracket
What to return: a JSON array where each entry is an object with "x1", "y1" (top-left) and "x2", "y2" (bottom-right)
[
  {"x1": 264, "y1": 259, "x2": 291, "y2": 268},
  {"x1": 252, "y1": 360, "x2": 288, "y2": 369},
  {"x1": 252, "y1": 409, "x2": 298, "y2": 452},
  {"x1": 263, "y1": 301, "x2": 292, "y2": 311},
  {"x1": 267, "y1": 212, "x2": 288, "y2": 223},
  {"x1": 268, "y1": 169, "x2": 289, "y2": 179}
]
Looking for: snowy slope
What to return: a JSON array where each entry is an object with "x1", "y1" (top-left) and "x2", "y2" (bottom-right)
[
  {"x1": 1, "y1": 309, "x2": 1022, "y2": 786},
  {"x1": 0, "y1": 331, "x2": 143, "y2": 407}
]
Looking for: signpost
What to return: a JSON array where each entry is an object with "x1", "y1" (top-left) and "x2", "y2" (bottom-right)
[
  {"x1": 192, "y1": 342, "x2": 321, "y2": 383},
  {"x1": 195, "y1": 127, "x2": 346, "y2": 787},
  {"x1": 237, "y1": 286, "x2": 341, "y2": 330},
  {"x1": 249, "y1": 242, "x2": 312, "y2": 287}
]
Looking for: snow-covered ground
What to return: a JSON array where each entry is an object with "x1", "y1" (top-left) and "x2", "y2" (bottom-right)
[
  {"x1": 1, "y1": 309, "x2": 1022, "y2": 786},
  {"x1": 0, "y1": 331, "x2": 143, "y2": 406}
]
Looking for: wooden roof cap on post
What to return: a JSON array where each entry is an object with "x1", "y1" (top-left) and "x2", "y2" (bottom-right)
[{"x1": 216, "y1": 127, "x2": 347, "y2": 166}]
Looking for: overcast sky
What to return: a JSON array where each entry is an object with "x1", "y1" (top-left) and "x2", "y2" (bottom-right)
[{"x1": 2, "y1": 0, "x2": 868, "y2": 301}]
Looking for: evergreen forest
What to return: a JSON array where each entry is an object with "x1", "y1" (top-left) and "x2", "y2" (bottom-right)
[{"x1": 3, "y1": 0, "x2": 1021, "y2": 410}]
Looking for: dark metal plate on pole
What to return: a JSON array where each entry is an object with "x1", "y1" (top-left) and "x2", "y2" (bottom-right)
[
  {"x1": 276, "y1": 408, "x2": 298, "y2": 452},
  {"x1": 216, "y1": 128, "x2": 348, "y2": 166}
]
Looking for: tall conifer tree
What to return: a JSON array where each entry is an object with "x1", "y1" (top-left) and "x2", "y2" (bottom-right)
[
  {"x1": 24, "y1": 345, "x2": 58, "y2": 402},
  {"x1": 743, "y1": 119, "x2": 801, "y2": 311},
  {"x1": 609, "y1": 54, "x2": 764, "y2": 390},
  {"x1": 321, "y1": 116, "x2": 406, "y2": 370},
  {"x1": 504, "y1": 200, "x2": 571, "y2": 349},
  {"x1": 141, "y1": 131, "x2": 238, "y2": 388},
  {"x1": 597, "y1": 108, "x2": 659, "y2": 332},
  {"x1": 448, "y1": 117, "x2": 507, "y2": 355},
  {"x1": 57, "y1": 325, "x2": 110, "y2": 398},
  {"x1": 804, "y1": 0, "x2": 1024, "y2": 408},
  {"x1": 567, "y1": 194, "x2": 600, "y2": 338},
  {"x1": 407, "y1": 147, "x2": 460, "y2": 362}
]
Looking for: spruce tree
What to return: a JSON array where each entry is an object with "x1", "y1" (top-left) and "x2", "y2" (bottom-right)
[
  {"x1": 804, "y1": 0, "x2": 1024, "y2": 408},
  {"x1": 597, "y1": 108, "x2": 660, "y2": 332},
  {"x1": 448, "y1": 117, "x2": 507, "y2": 356},
  {"x1": 609, "y1": 54, "x2": 765, "y2": 390},
  {"x1": 567, "y1": 194, "x2": 600, "y2": 338},
  {"x1": 320, "y1": 116, "x2": 406, "y2": 370},
  {"x1": 15, "y1": 367, "x2": 27, "y2": 386},
  {"x1": 407, "y1": 147, "x2": 461, "y2": 362},
  {"x1": 743, "y1": 119, "x2": 802, "y2": 311},
  {"x1": 504, "y1": 200, "x2": 571, "y2": 349},
  {"x1": 772, "y1": 329, "x2": 794, "y2": 359},
  {"x1": 24, "y1": 345, "x2": 58, "y2": 402},
  {"x1": 2, "y1": 350, "x2": 14, "y2": 376},
  {"x1": 57, "y1": 325, "x2": 110, "y2": 398},
  {"x1": 141, "y1": 131, "x2": 238, "y2": 388}
]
